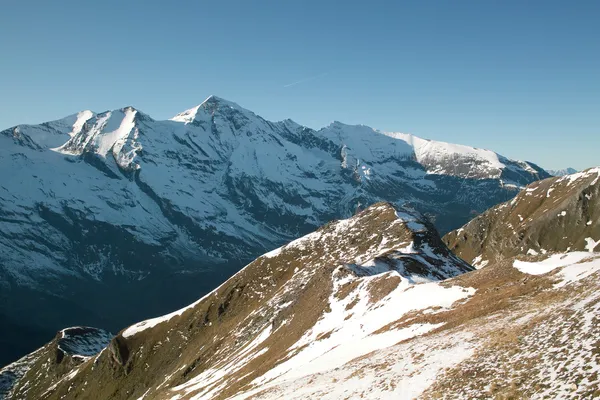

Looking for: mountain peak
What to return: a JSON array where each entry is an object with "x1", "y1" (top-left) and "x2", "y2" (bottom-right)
[
  {"x1": 547, "y1": 167, "x2": 578, "y2": 176},
  {"x1": 170, "y1": 95, "x2": 247, "y2": 123}
]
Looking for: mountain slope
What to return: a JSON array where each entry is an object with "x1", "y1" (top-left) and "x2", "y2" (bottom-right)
[
  {"x1": 0, "y1": 95, "x2": 549, "y2": 365},
  {"x1": 444, "y1": 167, "x2": 600, "y2": 267},
  {"x1": 0, "y1": 327, "x2": 111, "y2": 400},
  {"x1": 8, "y1": 199, "x2": 600, "y2": 399},
  {"x1": 5, "y1": 203, "x2": 474, "y2": 399}
]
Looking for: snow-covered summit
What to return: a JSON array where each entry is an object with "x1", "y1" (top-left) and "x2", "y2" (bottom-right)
[
  {"x1": 170, "y1": 95, "x2": 250, "y2": 124},
  {"x1": 9, "y1": 95, "x2": 546, "y2": 183},
  {"x1": 385, "y1": 132, "x2": 506, "y2": 178}
]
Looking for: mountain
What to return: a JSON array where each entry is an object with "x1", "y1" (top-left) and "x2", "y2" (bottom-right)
[
  {"x1": 0, "y1": 95, "x2": 549, "y2": 366},
  {"x1": 547, "y1": 167, "x2": 578, "y2": 176},
  {"x1": 6, "y1": 199, "x2": 600, "y2": 399},
  {"x1": 444, "y1": 167, "x2": 600, "y2": 268},
  {"x1": 0, "y1": 327, "x2": 111, "y2": 399},
  {"x1": 1, "y1": 203, "x2": 474, "y2": 399}
]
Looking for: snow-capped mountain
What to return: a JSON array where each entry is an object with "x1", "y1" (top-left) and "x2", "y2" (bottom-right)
[
  {"x1": 547, "y1": 167, "x2": 578, "y2": 176},
  {"x1": 0, "y1": 95, "x2": 549, "y2": 366},
  {"x1": 7, "y1": 201, "x2": 600, "y2": 399}
]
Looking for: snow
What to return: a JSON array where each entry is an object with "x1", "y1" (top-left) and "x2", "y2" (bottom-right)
[
  {"x1": 261, "y1": 246, "x2": 283, "y2": 259},
  {"x1": 94, "y1": 109, "x2": 137, "y2": 157},
  {"x1": 472, "y1": 255, "x2": 489, "y2": 269},
  {"x1": 384, "y1": 132, "x2": 506, "y2": 177},
  {"x1": 556, "y1": 167, "x2": 600, "y2": 186},
  {"x1": 232, "y1": 330, "x2": 477, "y2": 400},
  {"x1": 395, "y1": 210, "x2": 427, "y2": 232},
  {"x1": 513, "y1": 251, "x2": 600, "y2": 288},
  {"x1": 170, "y1": 104, "x2": 202, "y2": 124},
  {"x1": 554, "y1": 254, "x2": 600, "y2": 288},
  {"x1": 235, "y1": 270, "x2": 475, "y2": 397},
  {"x1": 68, "y1": 110, "x2": 94, "y2": 138},
  {"x1": 56, "y1": 327, "x2": 112, "y2": 357},
  {"x1": 584, "y1": 237, "x2": 600, "y2": 252},
  {"x1": 136, "y1": 388, "x2": 151, "y2": 400},
  {"x1": 174, "y1": 324, "x2": 273, "y2": 399}
]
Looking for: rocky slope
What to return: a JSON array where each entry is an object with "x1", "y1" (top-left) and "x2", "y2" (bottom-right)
[
  {"x1": 444, "y1": 167, "x2": 600, "y2": 268},
  {"x1": 0, "y1": 95, "x2": 549, "y2": 365},
  {"x1": 7, "y1": 197, "x2": 600, "y2": 399},
  {"x1": 4, "y1": 203, "x2": 474, "y2": 399}
]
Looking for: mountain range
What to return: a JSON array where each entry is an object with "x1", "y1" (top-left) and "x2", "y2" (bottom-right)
[
  {"x1": 2, "y1": 168, "x2": 599, "y2": 399},
  {"x1": 0, "y1": 95, "x2": 549, "y2": 366},
  {"x1": 547, "y1": 167, "x2": 578, "y2": 176}
]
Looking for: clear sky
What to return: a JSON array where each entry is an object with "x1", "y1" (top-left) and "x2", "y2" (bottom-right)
[{"x1": 1, "y1": 0, "x2": 598, "y2": 170}]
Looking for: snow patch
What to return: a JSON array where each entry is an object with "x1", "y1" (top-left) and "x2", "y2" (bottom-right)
[
  {"x1": 513, "y1": 252, "x2": 600, "y2": 287},
  {"x1": 243, "y1": 270, "x2": 475, "y2": 394},
  {"x1": 585, "y1": 237, "x2": 600, "y2": 252},
  {"x1": 68, "y1": 110, "x2": 94, "y2": 138}
]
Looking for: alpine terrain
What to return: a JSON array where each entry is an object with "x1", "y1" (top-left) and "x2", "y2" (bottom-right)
[
  {"x1": 4, "y1": 166, "x2": 600, "y2": 399},
  {"x1": 0, "y1": 95, "x2": 550, "y2": 366},
  {"x1": 444, "y1": 167, "x2": 600, "y2": 267},
  {"x1": 547, "y1": 167, "x2": 578, "y2": 177}
]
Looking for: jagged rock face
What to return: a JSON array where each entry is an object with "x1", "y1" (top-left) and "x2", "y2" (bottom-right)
[
  {"x1": 444, "y1": 167, "x2": 600, "y2": 267},
  {"x1": 0, "y1": 327, "x2": 111, "y2": 400},
  {"x1": 9, "y1": 202, "x2": 600, "y2": 399},
  {"x1": 0, "y1": 95, "x2": 548, "y2": 365}
]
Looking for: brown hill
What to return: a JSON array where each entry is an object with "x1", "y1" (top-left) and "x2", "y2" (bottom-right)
[
  {"x1": 5, "y1": 203, "x2": 472, "y2": 399},
  {"x1": 444, "y1": 167, "x2": 600, "y2": 267}
]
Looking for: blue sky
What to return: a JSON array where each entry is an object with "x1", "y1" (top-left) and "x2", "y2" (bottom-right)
[{"x1": 1, "y1": 0, "x2": 598, "y2": 170}]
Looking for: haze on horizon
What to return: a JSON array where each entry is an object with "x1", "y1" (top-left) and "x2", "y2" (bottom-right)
[{"x1": 0, "y1": 0, "x2": 598, "y2": 170}]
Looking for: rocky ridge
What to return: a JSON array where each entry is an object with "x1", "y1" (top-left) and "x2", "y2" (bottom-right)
[
  {"x1": 4, "y1": 203, "x2": 473, "y2": 399},
  {"x1": 444, "y1": 167, "x2": 600, "y2": 268}
]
